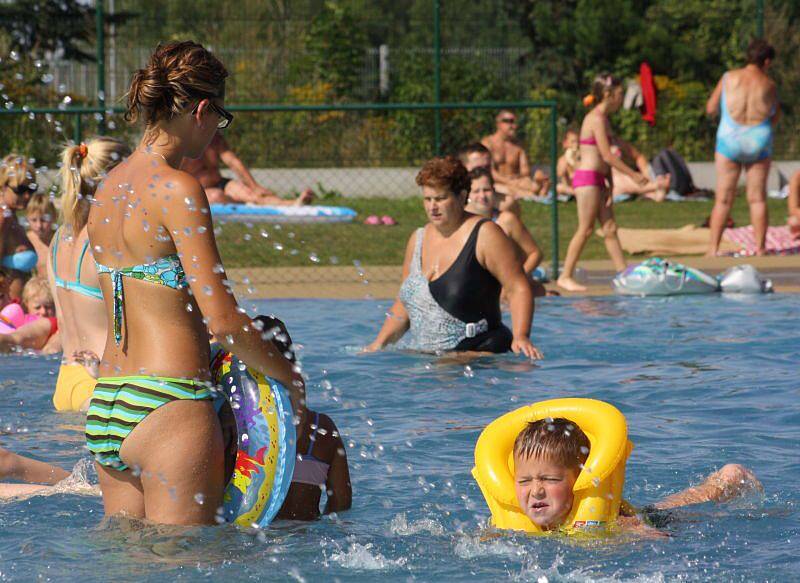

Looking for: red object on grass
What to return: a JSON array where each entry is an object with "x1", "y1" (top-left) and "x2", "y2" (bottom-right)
[{"x1": 640, "y1": 62, "x2": 657, "y2": 126}]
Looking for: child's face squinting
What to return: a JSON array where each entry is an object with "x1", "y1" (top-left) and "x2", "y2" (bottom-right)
[
  {"x1": 27, "y1": 213, "x2": 52, "y2": 239},
  {"x1": 26, "y1": 298, "x2": 54, "y2": 318},
  {"x1": 514, "y1": 455, "x2": 578, "y2": 530}
]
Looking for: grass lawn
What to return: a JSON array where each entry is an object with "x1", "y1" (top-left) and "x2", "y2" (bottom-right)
[{"x1": 216, "y1": 195, "x2": 790, "y2": 268}]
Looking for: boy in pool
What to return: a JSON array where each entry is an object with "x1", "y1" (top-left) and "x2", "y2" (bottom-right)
[{"x1": 513, "y1": 418, "x2": 761, "y2": 533}]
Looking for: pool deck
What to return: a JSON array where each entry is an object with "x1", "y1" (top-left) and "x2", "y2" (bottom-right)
[{"x1": 228, "y1": 254, "x2": 800, "y2": 299}]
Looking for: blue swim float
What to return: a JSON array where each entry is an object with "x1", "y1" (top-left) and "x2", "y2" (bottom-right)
[{"x1": 210, "y1": 345, "x2": 296, "y2": 527}]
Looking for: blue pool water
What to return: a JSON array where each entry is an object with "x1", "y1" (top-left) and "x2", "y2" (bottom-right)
[{"x1": 0, "y1": 295, "x2": 798, "y2": 581}]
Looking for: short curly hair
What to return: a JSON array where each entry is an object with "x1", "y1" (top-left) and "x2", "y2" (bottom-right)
[{"x1": 416, "y1": 156, "x2": 471, "y2": 198}]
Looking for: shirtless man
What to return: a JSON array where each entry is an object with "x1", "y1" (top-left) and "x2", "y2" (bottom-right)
[
  {"x1": 181, "y1": 133, "x2": 314, "y2": 206},
  {"x1": 482, "y1": 111, "x2": 550, "y2": 201},
  {"x1": 705, "y1": 39, "x2": 780, "y2": 256}
]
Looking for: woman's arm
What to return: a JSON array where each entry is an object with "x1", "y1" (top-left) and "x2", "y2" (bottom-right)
[
  {"x1": 476, "y1": 222, "x2": 542, "y2": 359},
  {"x1": 161, "y1": 176, "x2": 305, "y2": 417},
  {"x1": 364, "y1": 232, "x2": 416, "y2": 351},
  {"x1": 705, "y1": 76, "x2": 723, "y2": 117},
  {"x1": 591, "y1": 115, "x2": 647, "y2": 184},
  {"x1": 499, "y1": 213, "x2": 542, "y2": 274},
  {"x1": 324, "y1": 424, "x2": 352, "y2": 514}
]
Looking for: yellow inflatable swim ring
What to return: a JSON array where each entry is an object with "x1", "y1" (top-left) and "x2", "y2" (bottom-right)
[{"x1": 472, "y1": 398, "x2": 633, "y2": 533}]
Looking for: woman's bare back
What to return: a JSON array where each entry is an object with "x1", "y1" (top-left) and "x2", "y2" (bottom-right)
[{"x1": 723, "y1": 67, "x2": 777, "y2": 126}]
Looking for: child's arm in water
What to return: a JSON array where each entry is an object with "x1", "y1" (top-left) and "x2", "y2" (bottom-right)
[
  {"x1": 324, "y1": 420, "x2": 352, "y2": 515},
  {"x1": 652, "y1": 464, "x2": 762, "y2": 510}
]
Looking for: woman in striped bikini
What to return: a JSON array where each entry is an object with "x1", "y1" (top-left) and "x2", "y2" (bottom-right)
[{"x1": 84, "y1": 41, "x2": 305, "y2": 525}]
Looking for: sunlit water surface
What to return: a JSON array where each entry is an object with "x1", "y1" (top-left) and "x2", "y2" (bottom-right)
[{"x1": 0, "y1": 295, "x2": 797, "y2": 581}]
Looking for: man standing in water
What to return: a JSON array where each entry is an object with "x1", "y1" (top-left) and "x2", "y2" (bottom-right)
[
  {"x1": 482, "y1": 111, "x2": 550, "y2": 201},
  {"x1": 182, "y1": 132, "x2": 314, "y2": 206},
  {"x1": 705, "y1": 39, "x2": 779, "y2": 256}
]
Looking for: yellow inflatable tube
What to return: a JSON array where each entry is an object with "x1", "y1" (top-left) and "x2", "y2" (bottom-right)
[{"x1": 472, "y1": 398, "x2": 633, "y2": 533}]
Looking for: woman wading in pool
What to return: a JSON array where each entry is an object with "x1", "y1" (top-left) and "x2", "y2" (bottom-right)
[
  {"x1": 85, "y1": 41, "x2": 304, "y2": 525},
  {"x1": 366, "y1": 156, "x2": 541, "y2": 358},
  {"x1": 556, "y1": 75, "x2": 648, "y2": 292}
]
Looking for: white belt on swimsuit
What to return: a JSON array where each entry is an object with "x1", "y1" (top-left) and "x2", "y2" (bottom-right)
[{"x1": 465, "y1": 319, "x2": 489, "y2": 338}]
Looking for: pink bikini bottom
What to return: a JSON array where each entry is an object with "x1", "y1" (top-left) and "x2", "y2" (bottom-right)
[{"x1": 572, "y1": 169, "x2": 607, "y2": 189}]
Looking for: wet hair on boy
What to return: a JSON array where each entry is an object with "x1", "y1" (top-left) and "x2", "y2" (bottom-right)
[{"x1": 513, "y1": 417, "x2": 590, "y2": 470}]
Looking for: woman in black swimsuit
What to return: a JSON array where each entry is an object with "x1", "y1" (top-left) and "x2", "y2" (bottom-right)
[{"x1": 366, "y1": 156, "x2": 542, "y2": 358}]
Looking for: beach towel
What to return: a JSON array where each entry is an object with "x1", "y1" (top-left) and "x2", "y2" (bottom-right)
[
  {"x1": 722, "y1": 225, "x2": 800, "y2": 256},
  {"x1": 603, "y1": 225, "x2": 737, "y2": 256}
]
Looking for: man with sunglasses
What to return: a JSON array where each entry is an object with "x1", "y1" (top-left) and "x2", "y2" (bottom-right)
[
  {"x1": 181, "y1": 127, "x2": 314, "y2": 207},
  {"x1": 481, "y1": 110, "x2": 550, "y2": 203}
]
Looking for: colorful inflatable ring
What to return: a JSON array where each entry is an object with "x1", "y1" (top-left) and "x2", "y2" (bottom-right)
[
  {"x1": 472, "y1": 398, "x2": 633, "y2": 534},
  {"x1": 210, "y1": 345, "x2": 296, "y2": 528}
]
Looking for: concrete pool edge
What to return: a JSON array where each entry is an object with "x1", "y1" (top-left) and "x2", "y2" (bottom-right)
[{"x1": 228, "y1": 255, "x2": 800, "y2": 299}]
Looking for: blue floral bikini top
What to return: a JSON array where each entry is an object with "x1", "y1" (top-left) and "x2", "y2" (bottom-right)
[{"x1": 95, "y1": 253, "x2": 188, "y2": 345}]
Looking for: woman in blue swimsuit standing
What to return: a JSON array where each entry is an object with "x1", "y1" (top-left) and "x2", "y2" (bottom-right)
[
  {"x1": 706, "y1": 39, "x2": 779, "y2": 256},
  {"x1": 85, "y1": 41, "x2": 305, "y2": 525}
]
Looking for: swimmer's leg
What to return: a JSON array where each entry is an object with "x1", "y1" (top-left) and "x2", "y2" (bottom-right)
[
  {"x1": 0, "y1": 447, "x2": 69, "y2": 484},
  {"x1": 653, "y1": 464, "x2": 762, "y2": 510},
  {"x1": 707, "y1": 153, "x2": 741, "y2": 256},
  {"x1": 557, "y1": 186, "x2": 602, "y2": 291},
  {"x1": 95, "y1": 462, "x2": 146, "y2": 519},
  {"x1": 744, "y1": 158, "x2": 770, "y2": 255}
]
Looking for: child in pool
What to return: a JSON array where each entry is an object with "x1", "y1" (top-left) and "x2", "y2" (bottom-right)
[
  {"x1": 0, "y1": 276, "x2": 59, "y2": 352},
  {"x1": 251, "y1": 315, "x2": 352, "y2": 520},
  {"x1": 513, "y1": 418, "x2": 761, "y2": 533},
  {"x1": 24, "y1": 194, "x2": 56, "y2": 275}
]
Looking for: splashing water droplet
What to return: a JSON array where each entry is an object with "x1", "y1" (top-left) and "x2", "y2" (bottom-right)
[
  {"x1": 194, "y1": 492, "x2": 206, "y2": 505},
  {"x1": 308, "y1": 253, "x2": 320, "y2": 263},
  {"x1": 186, "y1": 303, "x2": 194, "y2": 312}
]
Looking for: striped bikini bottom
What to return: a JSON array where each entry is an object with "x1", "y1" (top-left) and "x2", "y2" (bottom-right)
[{"x1": 85, "y1": 376, "x2": 214, "y2": 471}]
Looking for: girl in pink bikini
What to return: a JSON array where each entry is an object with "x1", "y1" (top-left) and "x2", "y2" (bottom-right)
[{"x1": 557, "y1": 74, "x2": 649, "y2": 292}]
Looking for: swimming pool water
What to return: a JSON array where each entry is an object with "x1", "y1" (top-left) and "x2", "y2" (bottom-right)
[{"x1": 1, "y1": 295, "x2": 798, "y2": 581}]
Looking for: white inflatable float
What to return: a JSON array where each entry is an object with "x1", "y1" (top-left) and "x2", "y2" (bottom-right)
[
  {"x1": 613, "y1": 258, "x2": 719, "y2": 296},
  {"x1": 210, "y1": 203, "x2": 356, "y2": 224},
  {"x1": 718, "y1": 265, "x2": 773, "y2": 294}
]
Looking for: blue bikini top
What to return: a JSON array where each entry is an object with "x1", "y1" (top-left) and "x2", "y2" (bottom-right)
[
  {"x1": 95, "y1": 253, "x2": 188, "y2": 345},
  {"x1": 51, "y1": 228, "x2": 102, "y2": 300}
]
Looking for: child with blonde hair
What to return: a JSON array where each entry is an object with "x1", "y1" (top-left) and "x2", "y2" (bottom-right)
[{"x1": 25, "y1": 193, "x2": 57, "y2": 275}]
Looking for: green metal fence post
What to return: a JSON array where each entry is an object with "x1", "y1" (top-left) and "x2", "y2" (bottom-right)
[
  {"x1": 96, "y1": 0, "x2": 106, "y2": 133},
  {"x1": 549, "y1": 104, "x2": 559, "y2": 279},
  {"x1": 756, "y1": 0, "x2": 764, "y2": 37},
  {"x1": 433, "y1": 0, "x2": 442, "y2": 155},
  {"x1": 73, "y1": 114, "x2": 83, "y2": 144}
]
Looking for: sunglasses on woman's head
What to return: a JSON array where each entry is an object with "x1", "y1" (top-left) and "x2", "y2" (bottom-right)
[{"x1": 191, "y1": 100, "x2": 234, "y2": 130}]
